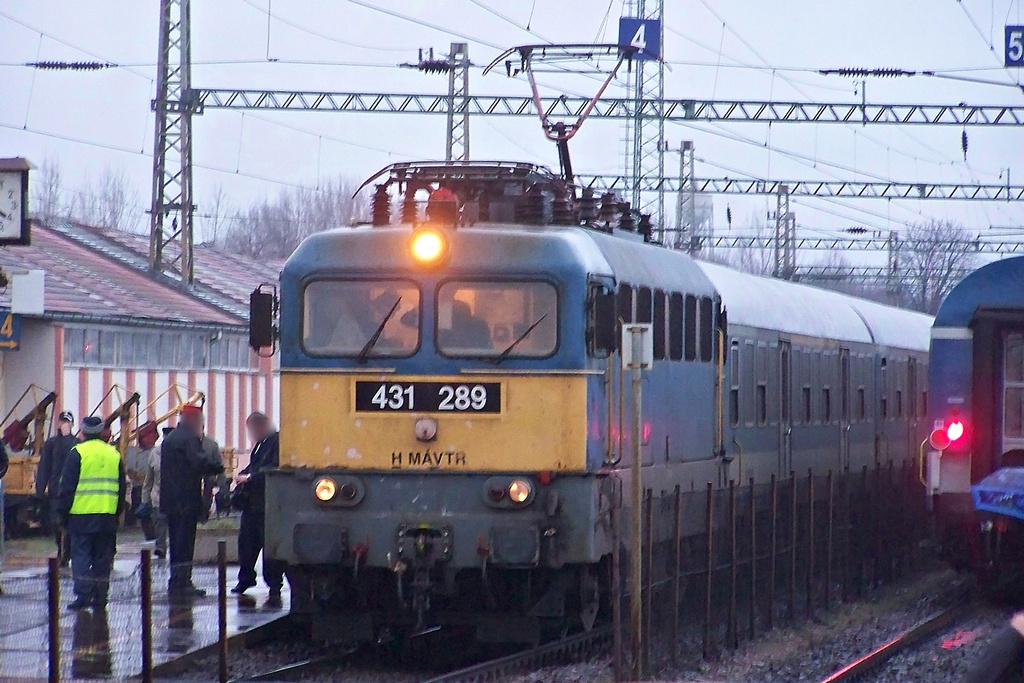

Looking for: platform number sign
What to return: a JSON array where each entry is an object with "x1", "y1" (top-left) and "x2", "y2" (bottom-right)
[
  {"x1": 0, "y1": 310, "x2": 20, "y2": 350},
  {"x1": 619, "y1": 17, "x2": 661, "y2": 61},
  {"x1": 1008, "y1": 26, "x2": 1024, "y2": 66}
]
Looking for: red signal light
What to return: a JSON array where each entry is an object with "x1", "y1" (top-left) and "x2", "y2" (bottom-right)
[
  {"x1": 947, "y1": 420, "x2": 964, "y2": 442},
  {"x1": 929, "y1": 428, "x2": 951, "y2": 451}
]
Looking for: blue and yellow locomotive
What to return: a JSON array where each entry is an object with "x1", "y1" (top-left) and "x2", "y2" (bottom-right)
[{"x1": 254, "y1": 161, "x2": 932, "y2": 642}]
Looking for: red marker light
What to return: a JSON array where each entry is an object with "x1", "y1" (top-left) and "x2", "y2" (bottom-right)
[{"x1": 929, "y1": 428, "x2": 951, "y2": 451}]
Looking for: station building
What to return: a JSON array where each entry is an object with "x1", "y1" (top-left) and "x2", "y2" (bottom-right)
[{"x1": 0, "y1": 218, "x2": 281, "y2": 455}]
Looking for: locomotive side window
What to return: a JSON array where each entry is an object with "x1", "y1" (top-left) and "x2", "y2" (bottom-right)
[
  {"x1": 437, "y1": 281, "x2": 558, "y2": 358},
  {"x1": 653, "y1": 290, "x2": 666, "y2": 360},
  {"x1": 303, "y1": 280, "x2": 420, "y2": 357},
  {"x1": 684, "y1": 294, "x2": 697, "y2": 361},
  {"x1": 802, "y1": 386, "x2": 812, "y2": 424},
  {"x1": 729, "y1": 341, "x2": 740, "y2": 427},
  {"x1": 636, "y1": 287, "x2": 653, "y2": 324},
  {"x1": 617, "y1": 284, "x2": 634, "y2": 324},
  {"x1": 669, "y1": 293, "x2": 684, "y2": 361},
  {"x1": 700, "y1": 297, "x2": 714, "y2": 362},
  {"x1": 823, "y1": 387, "x2": 832, "y2": 423},
  {"x1": 858, "y1": 387, "x2": 866, "y2": 421}
]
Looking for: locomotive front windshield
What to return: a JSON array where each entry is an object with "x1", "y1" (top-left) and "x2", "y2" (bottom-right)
[
  {"x1": 437, "y1": 281, "x2": 557, "y2": 358},
  {"x1": 303, "y1": 280, "x2": 420, "y2": 357}
]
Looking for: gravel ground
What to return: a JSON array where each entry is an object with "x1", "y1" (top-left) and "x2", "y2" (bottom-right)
[
  {"x1": 664, "y1": 567, "x2": 979, "y2": 682},
  {"x1": 867, "y1": 606, "x2": 1016, "y2": 683},
  {"x1": 175, "y1": 567, "x2": 993, "y2": 683}
]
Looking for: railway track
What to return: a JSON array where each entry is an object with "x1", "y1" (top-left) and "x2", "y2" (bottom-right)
[
  {"x1": 419, "y1": 626, "x2": 613, "y2": 683},
  {"x1": 816, "y1": 606, "x2": 966, "y2": 683}
]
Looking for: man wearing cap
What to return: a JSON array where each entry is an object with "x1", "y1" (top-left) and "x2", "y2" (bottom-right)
[
  {"x1": 161, "y1": 404, "x2": 224, "y2": 598},
  {"x1": 57, "y1": 416, "x2": 127, "y2": 611},
  {"x1": 36, "y1": 410, "x2": 78, "y2": 565}
]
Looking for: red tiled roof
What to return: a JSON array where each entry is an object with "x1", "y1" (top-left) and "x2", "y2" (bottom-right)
[{"x1": 0, "y1": 220, "x2": 275, "y2": 326}]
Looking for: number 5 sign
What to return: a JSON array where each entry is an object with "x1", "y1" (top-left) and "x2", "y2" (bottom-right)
[
  {"x1": 619, "y1": 17, "x2": 662, "y2": 61},
  {"x1": 1007, "y1": 26, "x2": 1024, "y2": 66}
]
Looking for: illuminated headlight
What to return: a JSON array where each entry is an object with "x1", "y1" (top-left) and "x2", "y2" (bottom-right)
[
  {"x1": 314, "y1": 477, "x2": 337, "y2": 502},
  {"x1": 508, "y1": 479, "x2": 532, "y2": 504},
  {"x1": 409, "y1": 229, "x2": 447, "y2": 265}
]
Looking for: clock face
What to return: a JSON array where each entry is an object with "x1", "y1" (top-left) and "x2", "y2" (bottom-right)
[{"x1": 0, "y1": 170, "x2": 24, "y2": 242}]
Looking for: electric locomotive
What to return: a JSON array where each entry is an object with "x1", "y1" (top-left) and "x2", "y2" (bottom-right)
[
  {"x1": 252, "y1": 160, "x2": 933, "y2": 642},
  {"x1": 926, "y1": 255, "x2": 1024, "y2": 574}
]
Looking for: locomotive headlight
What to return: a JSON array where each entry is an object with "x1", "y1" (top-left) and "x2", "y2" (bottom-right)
[
  {"x1": 508, "y1": 479, "x2": 532, "y2": 504},
  {"x1": 314, "y1": 477, "x2": 337, "y2": 501},
  {"x1": 410, "y1": 228, "x2": 447, "y2": 264}
]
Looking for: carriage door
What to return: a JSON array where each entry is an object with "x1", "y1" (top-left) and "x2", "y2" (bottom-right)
[
  {"x1": 779, "y1": 341, "x2": 793, "y2": 474},
  {"x1": 840, "y1": 348, "x2": 851, "y2": 470},
  {"x1": 1003, "y1": 333, "x2": 1024, "y2": 460}
]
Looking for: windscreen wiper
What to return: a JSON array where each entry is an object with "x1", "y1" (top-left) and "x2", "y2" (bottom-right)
[
  {"x1": 356, "y1": 297, "x2": 402, "y2": 363},
  {"x1": 493, "y1": 314, "x2": 547, "y2": 365}
]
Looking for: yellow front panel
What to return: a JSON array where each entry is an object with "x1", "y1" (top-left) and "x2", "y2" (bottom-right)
[
  {"x1": 4, "y1": 455, "x2": 39, "y2": 495},
  {"x1": 280, "y1": 372, "x2": 589, "y2": 472}
]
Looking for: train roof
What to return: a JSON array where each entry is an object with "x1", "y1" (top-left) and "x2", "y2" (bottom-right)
[
  {"x1": 933, "y1": 255, "x2": 1024, "y2": 327},
  {"x1": 696, "y1": 261, "x2": 932, "y2": 351}
]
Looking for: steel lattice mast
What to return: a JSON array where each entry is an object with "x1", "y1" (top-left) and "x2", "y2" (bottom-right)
[
  {"x1": 623, "y1": 0, "x2": 666, "y2": 232},
  {"x1": 150, "y1": 0, "x2": 198, "y2": 285}
]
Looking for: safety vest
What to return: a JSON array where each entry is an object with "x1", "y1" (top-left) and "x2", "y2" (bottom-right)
[{"x1": 69, "y1": 439, "x2": 121, "y2": 516}]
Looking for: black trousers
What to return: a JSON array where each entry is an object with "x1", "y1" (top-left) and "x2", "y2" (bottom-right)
[
  {"x1": 238, "y1": 511, "x2": 285, "y2": 591},
  {"x1": 69, "y1": 530, "x2": 116, "y2": 603},
  {"x1": 166, "y1": 511, "x2": 199, "y2": 591},
  {"x1": 48, "y1": 498, "x2": 70, "y2": 565}
]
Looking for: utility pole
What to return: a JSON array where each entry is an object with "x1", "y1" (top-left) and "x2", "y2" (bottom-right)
[
  {"x1": 773, "y1": 185, "x2": 795, "y2": 280},
  {"x1": 623, "y1": 0, "x2": 666, "y2": 229},
  {"x1": 402, "y1": 43, "x2": 471, "y2": 162},
  {"x1": 886, "y1": 230, "x2": 901, "y2": 304},
  {"x1": 446, "y1": 43, "x2": 470, "y2": 162},
  {"x1": 150, "y1": 0, "x2": 198, "y2": 285},
  {"x1": 676, "y1": 141, "x2": 697, "y2": 253}
]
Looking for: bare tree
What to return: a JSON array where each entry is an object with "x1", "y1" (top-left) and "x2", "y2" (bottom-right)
[
  {"x1": 223, "y1": 176, "x2": 363, "y2": 259},
  {"x1": 717, "y1": 212, "x2": 774, "y2": 276},
  {"x1": 899, "y1": 220, "x2": 979, "y2": 314},
  {"x1": 70, "y1": 168, "x2": 142, "y2": 232},
  {"x1": 200, "y1": 183, "x2": 230, "y2": 245},
  {"x1": 31, "y1": 157, "x2": 66, "y2": 219}
]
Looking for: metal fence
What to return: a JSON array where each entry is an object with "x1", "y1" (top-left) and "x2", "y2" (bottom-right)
[
  {"x1": 613, "y1": 460, "x2": 929, "y2": 679},
  {"x1": 0, "y1": 544, "x2": 231, "y2": 683}
]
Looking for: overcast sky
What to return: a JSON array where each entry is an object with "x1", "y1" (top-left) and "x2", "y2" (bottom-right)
[{"x1": 1, "y1": 0, "x2": 1022, "y2": 248}]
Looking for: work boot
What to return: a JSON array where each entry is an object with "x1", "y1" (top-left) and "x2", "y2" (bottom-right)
[
  {"x1": 67, "y1": 597, "x2": 91, "y2": 611},
  {"x1": 231, "y1": 581, "x2": 255, "y2": 595},
  {"x1": 265, "y1": 590, "x2": 283, "y2": 609}
]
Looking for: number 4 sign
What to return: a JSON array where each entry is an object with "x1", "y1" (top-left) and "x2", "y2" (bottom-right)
[
  {"x1": 619, "y1": 17, "x2": 662, "y2": 61},
  {"x1": 1007, "y1": 26, "x2": 1024, "y2": 66}
]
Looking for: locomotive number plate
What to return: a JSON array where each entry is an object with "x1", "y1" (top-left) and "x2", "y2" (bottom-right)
[{"x1": 355, "y1": 381, "x2": 501, "y2": 413}]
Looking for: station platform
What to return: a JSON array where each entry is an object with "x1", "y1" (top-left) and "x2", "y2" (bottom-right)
[{"x1": 0, "y1": 539, "x2": 289, "y2": 680}]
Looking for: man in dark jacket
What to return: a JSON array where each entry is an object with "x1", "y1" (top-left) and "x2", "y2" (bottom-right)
[
  {"x1": 160, "y1": 404, "x2": 224, "y2": 598},
  {"x1": 57, "y1": 416, "x2": 127, "y2": 611},
  {"x1": 36, "y1": 410, "x2": 77, "y2": 565},
  {"x1": 231, "y1": 412, "x2": 285, "y2": 606}
]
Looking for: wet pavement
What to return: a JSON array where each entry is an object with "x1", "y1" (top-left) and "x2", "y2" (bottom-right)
[{"x1": 0, "y1": 539, "x2": 288, "y2": 680}]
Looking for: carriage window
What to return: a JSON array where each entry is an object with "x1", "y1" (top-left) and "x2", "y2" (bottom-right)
[
  {"x1": 858, "y1": 388, "x2": 866, "y2": 421},
  {"x1": 668, "y1": 293, "x2": 684, "y2": 361},
  {"x1": 617, "y1": 284, "x2": 634, "y2": 324},
  {"x1": 823, "y1": 388, "x2": 832, "y2": 423},
  {"x1": 684, "y1": 294, "x2": 697, "y2": 361},
  {"x1": 653, "y1": 290, "x2": 666, "y2": 360},
  {"x1": 303, "y1": 280, "x2": 420, "y2": 357},
  {"x1": 757, "y1": 385, "x2": 768, "y2": 426},
  {"x1": 636, "y1": 287, "x2": 653, "y2": 324},
  {"x1": 700, "y1": 297, "x2": 714, "y2": 362},
  {"x1": 729, "y1": 341, "x2": 740, "y2": 427},
  {"x1": 803, "y1": 386, "x2": 812, "y2": 423},
  {"x1": 437, "y1": 281, "x2": 558, "y2": 358},
  {"x1": 896, "y1": 390, "x2": 904, "y2": 418}
]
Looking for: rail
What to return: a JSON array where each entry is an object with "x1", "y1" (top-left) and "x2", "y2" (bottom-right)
[
  {"x1": 817, "y1": 607, "x2": 964, "y2": 683},
  {"x1": 420, "y1": 626, "x2": 614, "y2": 683}
]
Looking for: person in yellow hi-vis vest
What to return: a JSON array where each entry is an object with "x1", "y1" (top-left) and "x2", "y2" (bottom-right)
[{"x1": 57, "y1": 416, "x2": 127, "y2": 611}]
